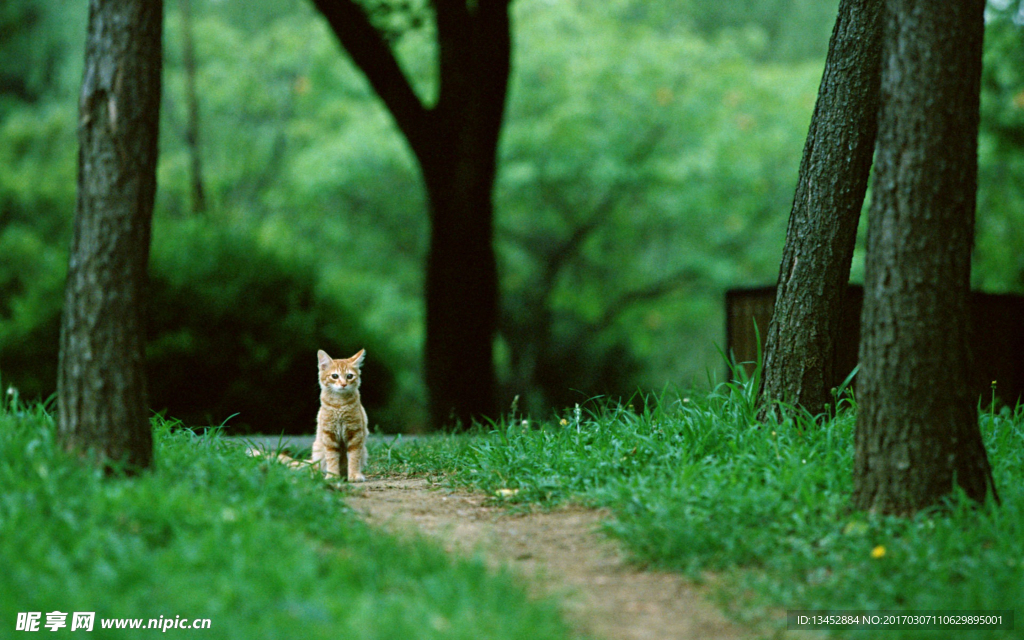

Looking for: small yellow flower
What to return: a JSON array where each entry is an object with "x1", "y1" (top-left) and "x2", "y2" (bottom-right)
[
  {"x1": 560, "y1": 419, "x2": 569, "y2": 426},
  {"x1": 495, "y1": 488, "x2": 519, "y2": 498},
  {"x1": 871, "y1": 545, "x2": 886, "y2": 559}
]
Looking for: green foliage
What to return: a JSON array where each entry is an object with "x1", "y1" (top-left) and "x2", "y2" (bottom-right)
[
  {"x1": 976, "y1": 4, "x2": 1024, "y2": 292},
  {"x1": 0, "y1": 102, "x2": 77, "y2": 237},
  {"x1": 0, "y1": 68, "x2": 78, "y2": 403},
  {"x1": 0, "y1": 401, "x2": 575, "y2": 639},
  {"x1": 0, "y1": 217, "x2": 403, "y2": 434},
  {"x1": 3, "y1": 0, "x2": 1024, "y2": 429},
  {"x1": 603, "y1": 0, "x2": 841, "y2": 62},
  {"x1": 147, "y1": 219, "x2": 400, "y2": 434},
  {"x1": 0, "y1": 0, "x2": 85, "y2": 113},
  {"x1": 0, "y1": 223, "x2": 65, "y2": 401},
  {"x1": 396, "y1": 385, "x2": 1023, "y2": 637},
  {"x1": 497, "y1": 1, "x2": 822, "y2": 412}
]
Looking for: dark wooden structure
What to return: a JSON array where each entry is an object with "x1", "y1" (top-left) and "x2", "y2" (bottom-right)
[{"x1": 726, "y1": 285, "x2": 1024, "y2": 405}]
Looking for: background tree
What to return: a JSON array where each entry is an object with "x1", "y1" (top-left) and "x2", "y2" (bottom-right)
[
  {"x1": 853, "y1": 0, "x2": 997, "y2": 514},
  {"x1": 178, "y1": 0, "x2": 206, "y2": 215},
  {"x1": 309, "y1": 0, "x2": 511, "y2": 429},
  {"x1": 495, "y1": 1, "x2": 821, "y2": 415},
  {"x1": 758, "y1": 0, "x2": 882, "y2": 417},
  {"x1": 57, "y1": 0, "x2": 163, "y2": 470}
]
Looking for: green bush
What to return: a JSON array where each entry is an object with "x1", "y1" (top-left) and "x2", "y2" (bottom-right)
[
  {"x1": 147, "y1": 219, "x2": 399, "y2": 434},
  {"x1": 0, "y1": 219, "x2": 401, "y2": 434}
]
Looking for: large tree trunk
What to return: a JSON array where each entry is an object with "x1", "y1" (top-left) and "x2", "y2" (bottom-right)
[
  {"x1": 310, "y1": 0, "x2": 510, "y2": 429},
  {"x1": 853, "y1": 0, "x2": 997, "y2": 514},
  {"x1": 758, "y1": 0, "x2": 882, "y2": 417},
  {"x1": 420, "y1": 0, "x2": 509, "y2": 428},
  {"x1": 423, "y1": 165, "x2": 499, "y2": 428},
  {"x1": 58, "y1": 0, "x2": 163, "y2": 471}
]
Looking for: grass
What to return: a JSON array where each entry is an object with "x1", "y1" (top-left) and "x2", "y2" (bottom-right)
[
  {"x1": 0, "y1": 396, "x2": 577, "y2": 640},
  {"x1": 375, "y1": 380, "x2": 1024, "y2": 639},
  {"x1": 8, "y1": 377, "x2": 1020, "y2": 640}
]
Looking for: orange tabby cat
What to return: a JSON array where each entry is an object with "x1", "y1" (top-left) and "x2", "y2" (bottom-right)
[
  {"x1": 310, "y1": 348, "x2": 368, "y2": 482},
  {"x1": 250, "y1": 349, "x2": 368, "y2": 482}
]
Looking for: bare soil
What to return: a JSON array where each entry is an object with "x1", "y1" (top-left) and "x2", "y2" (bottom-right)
[{"x1": 347, "y1": 476, "x2": 755, "y2": 640}]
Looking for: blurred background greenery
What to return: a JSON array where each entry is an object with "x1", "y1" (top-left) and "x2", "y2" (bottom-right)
[{"x1": 1, "y1": 0, "x2": 1022, "y2": 433}]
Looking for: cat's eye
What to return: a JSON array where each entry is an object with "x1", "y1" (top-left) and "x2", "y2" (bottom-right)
[
  {"x1": 346, "y1": 373, "x2": 355, "y2": 380},
  {"x1": 331, "y1": 373, "x2": 339, "y2": 379}
]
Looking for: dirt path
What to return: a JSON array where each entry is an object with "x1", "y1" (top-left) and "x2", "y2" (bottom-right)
[{"x1": 347, "y1": 476, "x2": 754, "y2": 640}]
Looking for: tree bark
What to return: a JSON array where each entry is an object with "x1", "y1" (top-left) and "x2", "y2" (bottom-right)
[
  {"x1": 311, "y1": 0, "x2": 510, "y2": 429},
  {"x1": 423, "y1": 166, "x2": 500, "y2": 428},
  {"x1": 422, "y1": 0, "x2": 509, "y2": 429},
  {"x1": 758, "y1": 0, "x2": 882, "y2": 418},
  {"x1": 58, "y1": 0, "x2": 163, "y2": 471},
  {"x1": 853, "y1": 0, "x2": 997, "y2": 514}
]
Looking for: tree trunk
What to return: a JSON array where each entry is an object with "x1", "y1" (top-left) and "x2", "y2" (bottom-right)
[
  {"x1": 758, "y1": 0, "x2": 882, "y2": 418},
  {"x1": 310, "y1": 0, "x2": 510, "y2": 430},
  {"x1": 853, "y1": 0, "x2": 997, "y2": 514},
  {"x1": 58, "y1": 0, "x2": 163, "y2": 472},
  {"x1": 423, "y1": 162, "x2": 499, "y2": 428},
  {"x1": 420, "y1": 0, "x2": 509, "y2": 429},
  {"x1": 180, "y1": 0, "x2": 206, "y2": 215}
]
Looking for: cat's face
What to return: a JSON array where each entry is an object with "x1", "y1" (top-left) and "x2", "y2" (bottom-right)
[{"x1": 317, "y1": 349, "x2": 365, "y2": 395}]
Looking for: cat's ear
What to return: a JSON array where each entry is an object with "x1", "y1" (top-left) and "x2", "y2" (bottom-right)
[
  {"x1": 350, "y1": 349, "x2": 366, "y2": 369},
  {"x1": 317, "y1": 350, "x2": 332, "y2": 370}
]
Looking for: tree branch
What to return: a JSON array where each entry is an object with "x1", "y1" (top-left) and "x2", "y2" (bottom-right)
[{"x1": 309, "y1": 0, "x2": 432, "y2": 154}]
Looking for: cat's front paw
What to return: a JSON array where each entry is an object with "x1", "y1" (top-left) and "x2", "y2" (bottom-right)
[{"x1": 348, "y1": 473, "x2": 367, "y2": 483}]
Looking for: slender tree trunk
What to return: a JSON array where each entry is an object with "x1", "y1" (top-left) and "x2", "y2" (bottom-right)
[
  {"x1": 180, "y1": 0, "x2": 206, "y2": 215},
  {"x1": 759, "y1": 0, "x2": 882, "y2": 418},
  {"x1": 58, "y1": 0, "x2": 163, "y2": 472},
  {"x1": 853, "y1": 0, "x2": 997, "y2": 514}
]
